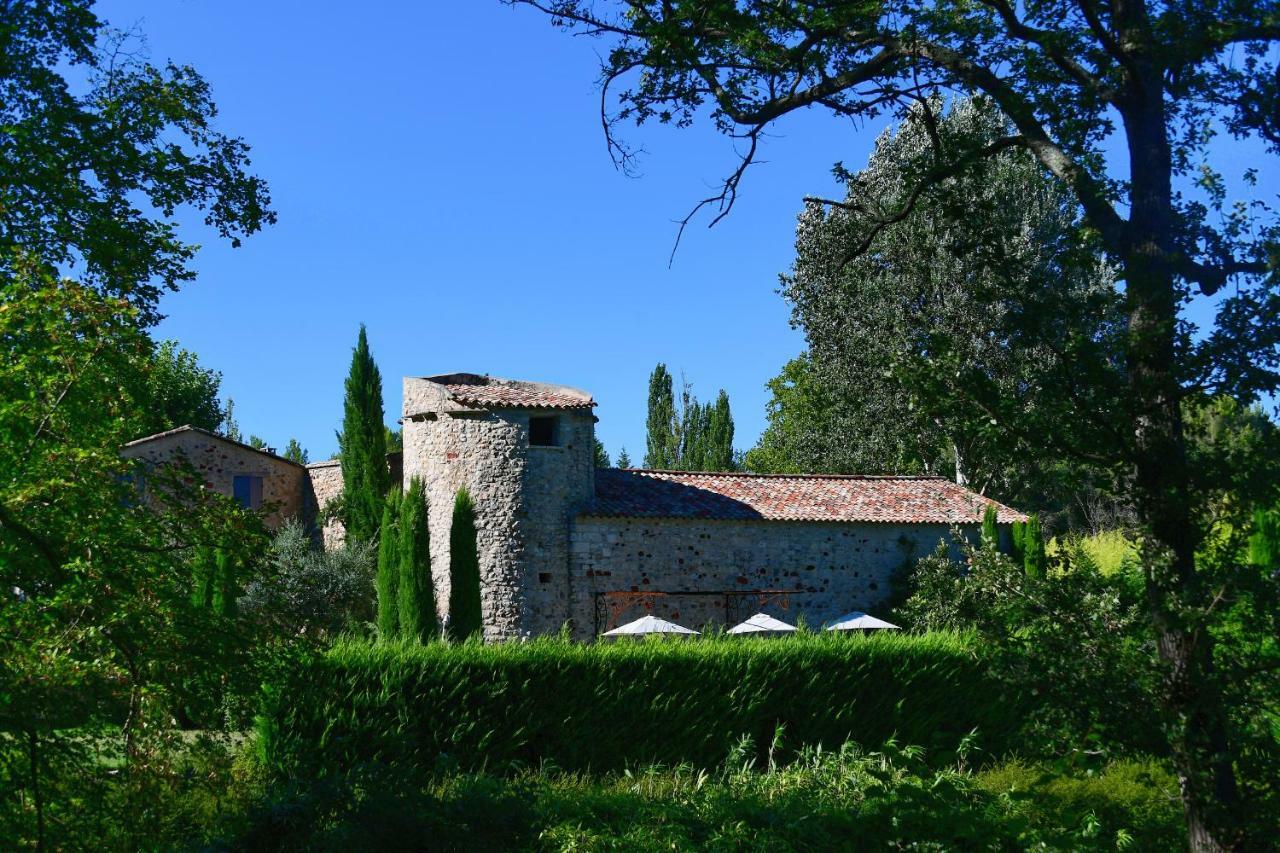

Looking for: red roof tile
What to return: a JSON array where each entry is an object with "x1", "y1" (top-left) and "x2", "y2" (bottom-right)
[
  {"x1": 427, "y1": 375, "x2": 595, "y2": 410},
  {"x1": 586, "y1": 469, "x2": 1026, "y2": 524},
  {"x1": 446, "y1": 384, "x2": 593, "y2": 410}
]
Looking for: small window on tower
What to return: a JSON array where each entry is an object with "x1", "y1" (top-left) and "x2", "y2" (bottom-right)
[{"x1": 529, "y1": 416, "x2": 558, "y2": 447}]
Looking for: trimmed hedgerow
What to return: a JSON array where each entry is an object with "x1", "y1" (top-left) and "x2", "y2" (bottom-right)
[{"x1": 257, "y1": 632, "x2": 1025, "y2": 780}]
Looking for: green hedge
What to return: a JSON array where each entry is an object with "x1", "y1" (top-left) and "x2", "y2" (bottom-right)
[{"x1": 257, "y1": 632, "x2": 1026, "y2": 780}]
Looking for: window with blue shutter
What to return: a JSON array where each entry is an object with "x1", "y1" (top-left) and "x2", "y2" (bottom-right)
[{"x1": 232, "y1": 475, "x2": 264, "y2": 510}]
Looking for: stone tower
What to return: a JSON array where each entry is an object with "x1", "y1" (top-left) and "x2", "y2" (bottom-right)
[{"x1": 401, "y1": 373, "x2": 596, "y2": 640}]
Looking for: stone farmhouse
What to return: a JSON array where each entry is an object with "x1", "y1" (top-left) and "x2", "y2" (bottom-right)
[{"x1": 125, "y1": 372, "x2": 1025, "y2": 641}]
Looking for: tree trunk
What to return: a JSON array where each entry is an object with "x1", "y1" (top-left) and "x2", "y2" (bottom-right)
[
  {"x1": 1121, "y1": 67, "x2": 1244, "y2": 851},
  {"x1": 952, "y1": 438, "x2": 968, "y2": 488}
]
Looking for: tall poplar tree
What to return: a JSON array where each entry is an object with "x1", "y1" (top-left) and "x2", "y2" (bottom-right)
[
  {"x1": 338, "y1": 325, "x2": 389, "y2": 544},
  {"x1": 447, "y1": 488, "x2": 483, "y2": 641},
  {"x1": 644, "y1": 363, "x2": 679, "y2": 469},
  {"x1": 397, "y1": 477, "x2": 436, "y2": 642},
  {"x1": 679, "y1": 397, "x2": 710, "y2": 471},
  {"x1": 707, "y1": 390, "x2": 735, "y2": 471}
]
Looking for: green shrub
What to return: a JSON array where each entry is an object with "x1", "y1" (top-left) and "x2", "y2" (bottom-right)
[
  {"x1": 897, "y1": 543, "x2": 1161, "y2": 757},
  {"x1": 240, "y1": 520, "x2": 376, "y2": 639},
  {"x1": 257, "y1": 632, "x2": 1026, "y2": 782},
  {"x1": 981, "y1": 503, "x2": 999, "y2": 548},
  {"x1": 976, "y1": 758, "x2": 1183, "y2": 849}
]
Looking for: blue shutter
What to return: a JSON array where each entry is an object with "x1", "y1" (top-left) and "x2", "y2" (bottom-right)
[{"x1": 233, "y1": 475, "x2": 252, "y2": 508}]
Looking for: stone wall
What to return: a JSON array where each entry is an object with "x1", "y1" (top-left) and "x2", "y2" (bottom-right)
[
  {"x1": 305, "y1": 460, "x2": 345, "y2": 548},
  {"x1": 402, "y1": 377, "x2": 595, "y2": 641},
  {"x1": 520, "y1": 411, "x2": 596, "y2": 635},
  {"x1": 122, "y1": 428, "x2": 307, "y2": 529},
  {"x1": 568, "y1": 516, "x2": 974, "y2": 638}
]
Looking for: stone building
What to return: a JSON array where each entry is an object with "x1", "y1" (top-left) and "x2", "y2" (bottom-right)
[
  {"x1": 121, "y1": 425, "x2": 311, "y2": 529},
  {"x1": 126, "y1": 373, "x2": 1025, "y2": 641}
]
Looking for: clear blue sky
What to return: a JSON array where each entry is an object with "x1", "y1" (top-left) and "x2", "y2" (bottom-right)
[
  {"x1": 98, "y1": 1, "x2": 1277, "y2": 461},
  {"x1": 95, "y1": 0, "x2": 860, "y2": 461}
]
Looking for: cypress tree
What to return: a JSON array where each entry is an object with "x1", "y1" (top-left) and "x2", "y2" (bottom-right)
[
  {"x1": 338, "y1": 324, "x2": 389, "y2": 544},
  {"x1": 211, "y1": 547, "x2": 237, "y2": 617},
  {"x1": 447, "y1": 487, "x2": 483, "y2": 642},
  {"x1": 376, "y1": 489, "x2": 402, "y2": 639},
  {"x1": 191, "y1": 545, "x2": 216, "y2": 608},
  {"x1": 1023, "y1": 513, "x2": 1046, "y2": 578},
  {"x1": 981, "y1": 504, "x2": 999, "y2": 549},
  {"x1": 593, "y1": 438, "x2": 611, "y2": 468},
  {"x1": 1010, "y1": 520, "x2": 1027, "y2": 564},
  {"x1": 283, "y1": 438, "x2": 309, "y2": 465},
  {"x1": 644, "y1": 363, "x2": 679, "y2": 469},
  {"x1": 398, "y1": 476, "x2": 437, "y2": 642}
]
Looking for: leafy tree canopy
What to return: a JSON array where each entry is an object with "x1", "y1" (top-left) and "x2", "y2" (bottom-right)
[
  {"x1": 135, "y1": 340, "x2": 224, "y2": 435},
  {"x1": 0, "y1": 274, "x2": 271, "y2": 847},
  {"x1": 644, "y1": 363, "x2": 679, "y2": 469},
  {"x1": 0, "y1": 2, "x2": 274, "y2": 323},
  {"x1": 749, "y1": 98, "x2": 1120, "y2": 514},
  {"x1": 283, "y1": 438, "x2": 309, "y2": 465}
]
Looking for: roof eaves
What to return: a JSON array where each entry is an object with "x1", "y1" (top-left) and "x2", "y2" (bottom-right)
[{"x1": 123, "y1": 424, "x2": 307, "y2": 470}]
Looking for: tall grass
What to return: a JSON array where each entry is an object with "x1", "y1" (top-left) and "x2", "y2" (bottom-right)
[
  {"x1": 258, "y1": 631, "x2": 1025, "y2": 781},
  {"x1": 232, "y1": 739, "x2": 1181, "y2": 852}
]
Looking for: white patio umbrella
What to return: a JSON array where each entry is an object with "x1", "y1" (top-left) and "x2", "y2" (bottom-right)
[
  {"x1": 727, "y1": 612, "x2": 797, "y2": 636},
  {"x1": 824, "y1": 611, "x2": 900, "y2": 631},
  {"x1": 602, "y1": 614, "x2": 699, "y2": 639}
]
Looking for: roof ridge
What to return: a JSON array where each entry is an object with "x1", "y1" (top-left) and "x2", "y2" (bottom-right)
[
  {"x1": 123, "y1": 424, "x2": 306, "y2": 469},
  {"x1": 609, "y1": 468, "x2": 948, "y2": 481}
]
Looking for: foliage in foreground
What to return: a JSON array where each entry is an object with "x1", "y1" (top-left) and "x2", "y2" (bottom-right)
[
  {"x1": 257, "y1": 632, "x2": 1023, "y2": 782},
  {"x1": 897, "y1": 535, "x2": 1280, "y2": 840},
  {"x1": 0, "y1": 277, "x2": 277, "y2": 848},
  {"x1": 232, "y1": 741, "x2": 1181, "y2": 852}
]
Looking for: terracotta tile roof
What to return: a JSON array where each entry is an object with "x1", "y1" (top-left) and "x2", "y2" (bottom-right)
[
  {"x1": 425, "y1": 374, "x2": 596, "y2": 410},
  {"x1": 445, "y1": 383, "x2": 594, "y2": 410},
  {"x1": 586, "y1": 469, "x2": 1027, "y2": 524}
]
